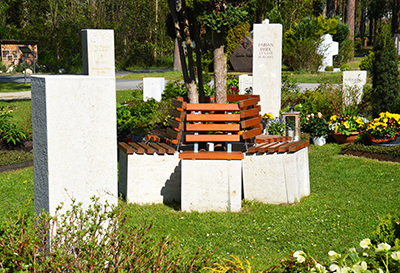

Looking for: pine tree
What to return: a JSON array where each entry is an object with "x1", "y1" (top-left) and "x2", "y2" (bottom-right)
[{"x1": 372, "y1": 24, "x2": 400, "y2": 117}]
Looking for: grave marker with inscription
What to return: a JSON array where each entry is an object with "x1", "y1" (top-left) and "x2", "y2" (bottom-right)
[
  {"x1": 82, "y1": 29, "x2": 115, "y2": 77},
  {"x1": 229, "y1": 37, "x2": 253, "y2": 72},
  {"x1": 239, "y1": 74, "x2": 253, "y2": 94},
  {"x1": 343, "y1": 70, "x2": 367, "y2": 105},
  {"x1": 253, "y1": 19, "x2": 282, "y2": 117}
]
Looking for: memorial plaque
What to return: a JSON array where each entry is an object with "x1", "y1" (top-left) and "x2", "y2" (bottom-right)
[{"x1": 229, "y1": 36, "x2": 253, "y2": 72}]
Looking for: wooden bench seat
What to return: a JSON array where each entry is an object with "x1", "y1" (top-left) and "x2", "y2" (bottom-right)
[{"x1": 179, "y1": 102, "x2": 244, "y2": 160}]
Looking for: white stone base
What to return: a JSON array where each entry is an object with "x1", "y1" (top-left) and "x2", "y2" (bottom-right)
[
  {"x1": 181, "y1": 159, "x2": 242, "y2": 212},
  {"x1": 118, "y1": 151, "x2": 181, "y2": 204},
  {"x1": 243, "y1": 147, "x2": 310, "y2": 204}
]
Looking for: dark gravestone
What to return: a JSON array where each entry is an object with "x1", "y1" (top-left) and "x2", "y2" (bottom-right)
[{"x1": 229, "y1": 36, "x2": 253, "y2": 72}]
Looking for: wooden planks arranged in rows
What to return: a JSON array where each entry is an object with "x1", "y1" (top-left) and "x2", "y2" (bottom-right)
[
  {"x1": 247, "y1": 140, "x2": 309, "y2": 154},
  {"x1": 118, "y1": 142, "x2": 175, "y2": 155}
]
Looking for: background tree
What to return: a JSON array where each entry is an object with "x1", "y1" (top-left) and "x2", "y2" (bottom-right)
[
  {"x1": 372, "y1": 24, "x2": 400, "y2": 117},
  {"x1": 345, "y1": 0, "x2": 355, "y2": 61}
]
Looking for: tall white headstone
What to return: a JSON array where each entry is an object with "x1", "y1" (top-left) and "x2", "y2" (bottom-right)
[
  {"x1": 318, "y1": 34, "x2": 339, "y2": 72},
  {"x1": 239, "y1": 74, "x2": 253, "y2": 95},
  {"x1": 253, "y1": 19, "x2": 282, "y2": 117},
  {"x1": 143, "y1": 77, "x2": 165, "y2": 102},
  {"x1": 82, "y1": 29, "x2": 115, "y2": 77},
  {"x1": 343, "y1": 70, "x2": 367, "y2": 105},
  {"x1": 31, "y1": 75, "x2": 118, "y2": 216}
]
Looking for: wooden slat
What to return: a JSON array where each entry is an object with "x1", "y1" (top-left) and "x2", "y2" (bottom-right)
[
  {"x1": 258, "y1": 142, "x2": 281, "y2": 154},
  {"x1": 118, "y1": 142, "x2": 134, "y2": 154},
  {"x1": 256, "y1": 135, "x2": 292, "y2": 143},
  {"x1": 241, "y1": 127, "x2": 262, "y2": 140},
  {"x1": 185, "y1": 123, "x2": 240, "y2": 132},
  {"x1": 171, "y1": 99, "x2": 187, "y2": 109},
  {"x1": 185, "y1": 134, "x2": 240, "y2": 143},
  {"x1": 179, "y1": 151, "x2": 244, "y2": 160},
  {"x1": 268, "y1": 142, "x2": 290, "y2": 154},
  {"x1": 186, "y1": 103, "x2": 240, "y2": 112},
  {"x1": 157, "y1": 143, "x2": 175, "y2": 154},
  {"x1": 146, "y1": 135, "x2": 161, "y2": 142},
  {"x1": 238, "y1": 97, "x2": 260, "y2": 108},
  {"x1": 227, "y1": 94, "x2": 259, "y2": 102},
  {"x1": 136, "y1": 142, "x2": 155, "y2": 155},
  {"x1": 169, "y1": 108, "x2": 185, "y2": 120},
  {"x1": 240, "y1": 105, "x2": 261, "y2": 118},
  {"x1": 288, "y1": 140, "x2": 309, "y2": 152},
  {"x1": 168, "y1": 118, "x2": 184, "y2": 130},
  {"x1": 148, "y1": 143, "x2": 166, "y2": 155},
  {"x1": 127, "y1": 142, "x2": 145, "y2": 154},
  {"x1": 186, "y1": 113, "x2": 240, "y2": 122},
  {"x1": 241, "y1": 116, "x2": 262, "y2": 129},
  {"x1": 277, "y1": 142, "x2": 298, "y2": 153},
  {"x1": 166, "y1": 127, "x2": 182, "y2": 140},
  {"x1": 247, "y1": 142, "x2": 271, "y2": 153}
]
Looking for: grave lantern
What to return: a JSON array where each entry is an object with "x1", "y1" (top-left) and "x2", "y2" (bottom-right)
[{"x1": 282, "y1": 106, "x2": 301, "y2": 141}]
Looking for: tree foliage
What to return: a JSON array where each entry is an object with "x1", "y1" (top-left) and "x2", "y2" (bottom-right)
[{"x1": 372, "y1": 24, "x2": 400, "y2": 117}]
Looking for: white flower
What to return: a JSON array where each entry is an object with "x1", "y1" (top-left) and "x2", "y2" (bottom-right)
[
  {"x1": 377, "y1": 268, "x2": 384, "y2": 273},
  {"x1": 311, "y1": 113, "x2": 315, "y2": 118},
  {"x1": 329, "y1": 250, "x2": 341, "y2": 261},
  {"x1": 360, "y1": 238, "x2": 371, "y2": 249},
  {"x1": 293, "y1": 250, "x2": 306, "y2": 263},
  {"x1": 318, "y1": 112, "x2": 323, "y2": 118},
  {"x1": 311, "y1": 263, "x2": 327, "y2": 273},
  {"x1": 330, "y1": 263, "x2": 341, "y2": 272},
  {"x1": 376, "y1": 242, "x2": 391, "y2": 253},
  {"x1": 391, "y1": 251, "x2": 400, "y2": 261},
  {"x1": 352, "y1": 261, "x2": 368, "y2": 273},
  {"x1": 349, "y1": 247, "x2": 357, "y2": 253}
]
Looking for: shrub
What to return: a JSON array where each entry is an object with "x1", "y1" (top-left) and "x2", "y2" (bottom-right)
[
  {"x1": 325, "y1": 65, "x2": 334, "y2": 71},
  {"x1": 0, "y1": 198, "x2": 213, "y2": 272},
  {"x1": 372, "y1": 24, "x2": 400, "y2": 117},
  {"x1": 226, "y1": 21, "x2": 250, "y2": 66},
  {"x1": 0, "y1": 106, "x2": 27, "y2": 147},
  {"x1": 301, "y1": 113, "x2": 330, "y2": 137},
  {"x1": 162, "y1": 80, "x2": 187, "y2": 100},
  {"x1": 359, "y1": 51, "x2": 374, "y2": 76},
  {"x1": 374, "y1": 214, "x2": 400, "y2": 247}
]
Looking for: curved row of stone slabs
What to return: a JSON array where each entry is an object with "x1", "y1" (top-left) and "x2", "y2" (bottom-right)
[{"x1": 117, "y1": 138, "x2": 310, "y2": 212}]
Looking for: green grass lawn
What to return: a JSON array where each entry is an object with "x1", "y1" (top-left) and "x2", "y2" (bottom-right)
[
  {"x1": 0, "y1": 82, "x2": 31, "y2": 92},
  {"x1": 1, "y1": 144, "x2": 399, "y2": 271},
  {"x1": 118, "y1": 70, "x2": 184, "y2": 81}
]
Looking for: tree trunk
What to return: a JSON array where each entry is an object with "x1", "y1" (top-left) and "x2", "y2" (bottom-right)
[
  {"x1": 392, "y1": 0, "x2": 399, "y2": 34},
  {"x1": 327, "y1": 0, "x2": 336, "y2": 17},
  {"x1": 213, "y1": 31, "x2": 227, "y2": 104},
  {"x1": 173, "y1": 38, "x2": 181, "y2": 71},
  {"x1": 346, "y1": 0, "x2": 356, "y2": 61}
]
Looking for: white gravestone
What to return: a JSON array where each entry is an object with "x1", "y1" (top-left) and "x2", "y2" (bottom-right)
[
  {"x1": 82, "y1": 29, "x2": 115, "y2": 77},
  {"x1": 253, "y1": 19, "x2": 283, "y2": 117},
  {"x1": 31, "y1": 75, "x2": 118, "y2": 216},
  {"x1": 343, "y1": 70, "x2": 367, "y2": 105},
  {"x1": 239, "y1": 74, "x2": 253, "y2": 95},
  {"x1": 143, "y1": 77, "x2": 165, "y2": 102},
  {"x1": 318, "y1": 34, "x2": 339, "y2": 72}
]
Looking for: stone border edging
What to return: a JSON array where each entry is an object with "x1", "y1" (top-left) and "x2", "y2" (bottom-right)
[
  {"x1": 341, "y1": 149, "x2": 400, "y2": 163},
  {"x1": 0, "y1": 161, "x2": 33, "y2": 173}
]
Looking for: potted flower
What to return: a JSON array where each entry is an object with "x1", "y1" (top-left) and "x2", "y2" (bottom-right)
[
  {"x1": 301, "y1": 112, "x2": 329, "y2": 146},
  {"x1": 262, "y1": 113, "x2": 285, "y2": 136},
  {"x1": 366, "y1": 112, "x2": 400, "y2": 146},
  {"x1": 329, "y1": 112, "x2": 366, "y2": 144}
]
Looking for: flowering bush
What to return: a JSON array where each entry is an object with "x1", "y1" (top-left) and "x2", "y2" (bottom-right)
[
  {"x1": 262, "y1": 113, "x2": 285, "y2": 136},
  {"x1": 301, "y1": 112, "x2": 330, "y2": 137},
  {"x1": 329, "y1": 114, "x2": 366, "y2": 136},
  {"x1": 366, "y1": 112, "x2": 400, "y2": 142},
  {"x1": 291, "y1": 239, "x2": 400, "y2": 273}
]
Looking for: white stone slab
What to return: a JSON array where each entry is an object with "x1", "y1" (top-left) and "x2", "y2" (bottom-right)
[
  {"x1": 181, "y1": 159, "x2": 242, "y2": 212},
  {"x1": 239, "y1": 74, "x2": 253, "y2": 95},
  {"x1": 253, "y1": 19, "x2": 282, "y2": 117},
  {"x1": 242, "y1": 148, "x2": 310, "y2": 204},
  {"x1": 143, "y1": 77, "x2": 165, "y2": 102},
  {"x1": 318, "y1": 34, "x2": 339, "y2": 72},
  {"x1": 343, "y1": 70, "x2": 367, "y2": 105},
  {"x1": 31, "y1": 75, "x2": 118, "y2": 216},
  {"x1": 82, "y1": 29, "x2": 115, "y2": 77},
  {"x1": 118, "y1": 151, "x2": 181, "y2": 204}
]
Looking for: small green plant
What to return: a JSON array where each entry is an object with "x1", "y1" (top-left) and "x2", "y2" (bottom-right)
[
  {"x1": 0, "y1": 106, "x2": 27, "y2": 147},
  {"x1": 301, "y1": 112, "x2": 330, "y2": 137},
  {"x1": 325, "y1": 66, "x2": 334, "y2": 71},
  {"x1": 262, "y1": 114, "x2": 285, "y2": 136},
  {"x1": 227, "y1": 76, "x2": 239, "y2": 95},
  {"x1": 162, "y1": 80, "x2": 187, "y2": 100},
  {"x1": 204, "y1": 255, "x2": 252, "y2": 272},
  {"x1": 374, "y1": 214, "x2": 400, "y2": 247},
  {"x1": 329, "y1": 106, "x2": 367, "y2": 136},
  {"x1": 366, "y1": 112, "x2": 400, "y2": 141}
]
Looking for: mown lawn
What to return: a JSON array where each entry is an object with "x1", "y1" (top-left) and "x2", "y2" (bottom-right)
[{"x1": 1, "y1": 144, "x2": 399, "y2": 271}]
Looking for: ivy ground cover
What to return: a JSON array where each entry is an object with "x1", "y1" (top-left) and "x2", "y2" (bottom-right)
[{"x1": 1, "y1": 145, "x2": 400, "y2": 271}]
